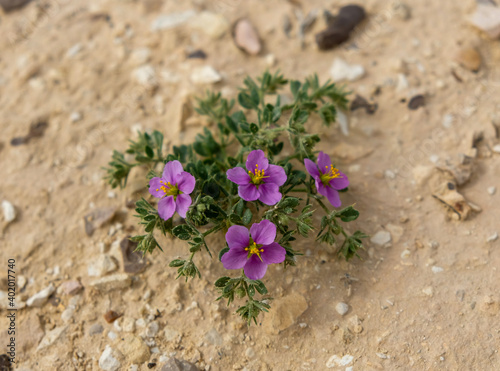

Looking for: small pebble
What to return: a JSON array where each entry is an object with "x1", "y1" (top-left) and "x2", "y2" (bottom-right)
[
  {"x1": 108, "y1": 331, "x2": 118, "y2": 341},
  {"x1": 190, "y1": 66, "x2": 221, "y2": 85},
  {"x1": 335, "y1": 302, "x2": 349, "y2": 316},
  {"x1": 487, "y1": 232, "x2": 498, "y2": 242},
  {"x1": 492, "y1": 144, "x2": 500, "y2": 154},
  {"x1": 70, "y1": 112, "x2": 82, "y2": 123},
  {"x1": 88, "y1": 323, "x2": 104, "y2": 336},
  {"x1": 104, "y1": 310, "x2": 121, "y2": 324},
  {"x1": 455, "y1": 47, "x2": 482, "y2": 72},
  {"x1": 370, "y1": 230, "x2": 392, "y2": 246},
  {"x1": 422, "y1": 286, "x2": 434, "y2": 297},
  {"x1": 2, "y1": 200, "x2": 16, "y2": 223},
  {"x1": 329, "y1": 58, "x2": 365, "y2": 82},
  {"x1": 233, "y1": 18, "x2": 261, "y2": 55},
  {"x1": 487, "y1": 186, "x2": 496, "y2": 195},
  {"x1": 432, "y1": 266, "x2": 444, "y2": 273},
  {"x1": 408, "y1": 95, "x2": 425, "y2": 110}
]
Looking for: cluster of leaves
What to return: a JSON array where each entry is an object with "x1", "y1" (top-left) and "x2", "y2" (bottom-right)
[{"x1": 104, "y1": 71, "x2": 366, "y2": 324}]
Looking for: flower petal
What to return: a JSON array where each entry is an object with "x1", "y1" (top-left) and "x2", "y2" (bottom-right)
[
  {"x1": 238, "y1": 184, "x2": 259, "y2": 201},
  {"x1": 317, "y1": 152, "x2": 332, "y2": 174},
  {"x1": 227, "y1": 167, "x2": 251, "y2": 185},
  {"x1": 177, "y1": 172, "x2": 196, "y2": 194},
  {"x1": 244, "y1": 255, "x2": 268, "y2": 280},
  {"x1": 149, "y1": 177, "x2": 165, "y2": 198},
  {"x1": 315, "y1": 180, "x2": 328, "y2": 197},
  {"x1": 221, "y1": 247, "x2": 248, "y2": 270},
  {"x1": 226, "y1": 225, "x2": 250, "y2": 250},
  {"x1": 175, "y1": 194, "x2": 192, "y2": 218},
  {"x1": 157, "y1": 196, "x2": 176, "y2": 220},
  {"x1": 329, "y1": 170, "x2": 349, "y2": 190},
  {"x1": 261, "y1": 242, "x2": 286, "y2": 265},
  {"x1": 258, "y1": 183, "x2": 282, "y2": 206},
  {"x1": 246, "y1": 150, "x2": 269, "y2": 172},
  {"x1": 304, "y1": 158, "x2": 320, "y2": 179},
  {"x1": 324, "y1": 186, "x2": 341, "y2": 207},
  {"x1": 162, "y1": 160, "x2": 183, "y2": 183},
  {"x1": 250, "y1": 219, "x2": 276, "y2": 245},
  {"x1": 265, "y1": 164, "x2": 287, "y2": 186}
]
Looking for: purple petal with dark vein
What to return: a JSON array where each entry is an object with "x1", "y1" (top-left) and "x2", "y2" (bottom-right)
[
  {"x1": 158, "y1": 196, "x2": 176, "y2": 220},
  {"x1": 226, "y1": 225, "x2": 250, "y2": 249},
  {"x1": 244, "y1": 255, "x2": 268, "y2": 280},
  {"x1": 261, "y1": 242, "x2": 286, "y2": 264},
  {"x1": 246, "y1": 149, "x2": 269, "y2": 172},
  {"x1": 250, "y1": 219, "x2": 276, "y2": 245},
  {"x1": 227, "y1": 167, "x2": 251, "y2": 185}
]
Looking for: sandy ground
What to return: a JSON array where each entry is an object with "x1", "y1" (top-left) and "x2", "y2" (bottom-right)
[{"x1": 1, "y1": 0, "x2": 500, "y2": 370}]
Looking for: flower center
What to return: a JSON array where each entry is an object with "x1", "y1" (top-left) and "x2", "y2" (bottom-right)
[
  {"x1": 156, "y1": 180, "x2": 182, "y2": 199},
  {"x1": 245, "y1": 240, "x2": 264, "y2": 261},
  {"x1": 248, "y1": 164, "x2": 269, "y2": 185},
  {"x1": 319, "y1": 165, "x2": 341, "y2": 185}
]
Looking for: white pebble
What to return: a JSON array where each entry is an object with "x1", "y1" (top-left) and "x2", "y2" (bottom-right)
[
  {"x1": 70, "y1": 111, "x2": 82, "y2": 122},
  {"x1": 431, "y1": 266, "x2": 444, "y2": 273},
  {"x1": 190, "y1": 66, "x2": 222, "y2": 85},
  {"x1": 335, "y1": 302, "x2": 349, "y2": 316},
  {"x1": 370, "y1": 230, "x2": 392, "y2": 246},
  {"x1": 487, "y1": 232, "x2": 498, "y2": 243},
  {"x1": 492, "y1": 144, "x2": 500, "y2": 154},
  {"x1": 2, "y1": 200, "x2": 16, "y2": 223},
  {"x1": 326, "y1": 354, "x2": 354, "y2": 368},
  {"x1": 442, "y1": 114, "x2": 454, "y2": 128},
  {"x1": 487, "y1": 186, "x2": 496, "y2": 195},
  {"x1": 27, "y1": 284, "x2": 55, "y2": 307},
  {"x1": 108, "y1": 331, "x2": 118, "y2": 340},
  {"x1": 330, "y1": 58, "x2": 365, "y2": 82},
  {"x1": 99, "y1": 345, "x2": 122, "y2": 371}
]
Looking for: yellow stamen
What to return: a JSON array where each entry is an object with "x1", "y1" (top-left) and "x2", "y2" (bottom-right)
[
  {"x1": 319, "y1": 165, "x2": 342, "y2": 185},
  {"x1": 157, "y1": 180, "x2": 182, "y2": 199},
  {"x1": 248, "y1": 164, "x2": 269, "y2": 185},
  {"x1": 245, "y1": 241, "x2": 264, "y2": 261}
]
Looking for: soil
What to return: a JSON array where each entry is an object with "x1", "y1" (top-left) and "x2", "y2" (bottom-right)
[{"x1": 1, "y1": 0, "x2": 500, "y2": 370}]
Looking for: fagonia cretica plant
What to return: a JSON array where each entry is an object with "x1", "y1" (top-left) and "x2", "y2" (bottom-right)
[{"x1": 105, "y1": 71, "x2": 367, "y2": 325}]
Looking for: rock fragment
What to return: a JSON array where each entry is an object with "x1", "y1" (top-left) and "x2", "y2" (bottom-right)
[
  {"x1": 455, "y1": 47, "x2": 482, "y2": 72},
  {"x1": 151, "y1": 11, "x2": 196, "y2": 31},
  {"x1": 1, "y1": 200, "x2": 16, "y2": 223},
  {"x1": 190, "y1": 66, "x2": 221, "y2": 85},
  {"x1": 335, "y1": 302, "x2": 349, "y2": 316},
  {"x1": 160, "y1": 358, "x2": 198, "y2": 371},
  {"x1": 370, "y1": 231, "x2": 392, "y2": 246},
  {"x1": 84, "y1": 207, "x2": 117, "y2": 236},
  {"x1": 120, "y1": 238, "x2": 147, "y2": 274},
  {"x1": 90, "y1": 274, "x2": 132, "y2": 292},
  {"x1": 27, "y1": 284, "x2": 55, "y2": 307},
  {"x1": 191, "y1": 12, "x2": 229, "y2": 39},
  {"x1": 263, "y1": 293, "x2": 308, "y2": 334},
  {"x1": 99, "y1": 345, "x2": 124, "y2": 371},
  {"x1": 468, "y1": 4, "x2": 500, "y2": 39},
  {"x1": 316, "y1": 5, "x2": 366, "y2": 50},
  {"x1": 329, "y1": 58, "x2": 365, "y2": 82},
  {"x1": 233, "y1": 18, "x2": 261, "y2": 55},
  {"x1": 408, "y1": 95, "x2": 425, "y2": 110}
]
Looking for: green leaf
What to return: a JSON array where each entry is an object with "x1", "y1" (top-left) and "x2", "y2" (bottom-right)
[
  {"x1": 335, "y1": 206, "x2": 359, "y2": 222},
  {"x1": 218, "y1": 247, "x2": 229, "y2": 262},
  {"x1": 250, "y1": 123, "x2": 259, "y2": 134},
  {"x1": 238, "y1": 92, "x2": 257, "y2": 109},
  {"x1": 242, "y1": 208, "x2": 253, "y2": 225},
  {"x1": 145, "y1": 145, "x2": 154, "y2": 158},
  {"x1": 215, "y1": 276, "x2": 230, "y2": 288},
  {"x1": 169, "y1": 259, "x2": 185, "y2": 267}
]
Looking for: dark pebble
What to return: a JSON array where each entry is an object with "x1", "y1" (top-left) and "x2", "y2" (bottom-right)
[
  {"x1": 316, "y1": 5, "x2": 366, "y2": 50},
  {"x1": 10, "y1": 120, "x2": 48, "y2": 146},
  {"x1": 350, "y1": 94, "x2": 378, "y2": 114},
  {"x1": 0, "y1": 0, "x2": 31, "y2": 12},
  {"x1": 0, "y1": 354, "x2": 11, "y2": 371},
  {"x1": 408, "y1": 95, "x2": 425, "y2": 110},
  {"x1": 187, "y1": 50, "x2": 207, "y2": 59},
  {"x1": 120, "y1": 237, "x2": 147, "y2": 274},
  {"x1": 103, "y1": 310, "x2": 121, "y2": 324},
  {"x1": 148, "y1": 363, "x2": 157, "y2": 369}
]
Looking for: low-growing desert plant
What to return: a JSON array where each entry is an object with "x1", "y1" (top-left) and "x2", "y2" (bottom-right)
[{"x1": 105, "y1": 71, "x2": 366, "y2": 324}]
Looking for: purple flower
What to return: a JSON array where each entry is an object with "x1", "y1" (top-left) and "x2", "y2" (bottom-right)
[
  {"x1": 304, "y1": 151, "x2": 349, "y2": 207},
  {"x1": 221, "y1": 220, "x2": 286, "y2": 280},
  {"x1": 149, "y1": 160, "x2": 196, "y2": 220},
  {"x1": 226, "y1": 150, "x2": 287, "y2": 206}
]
